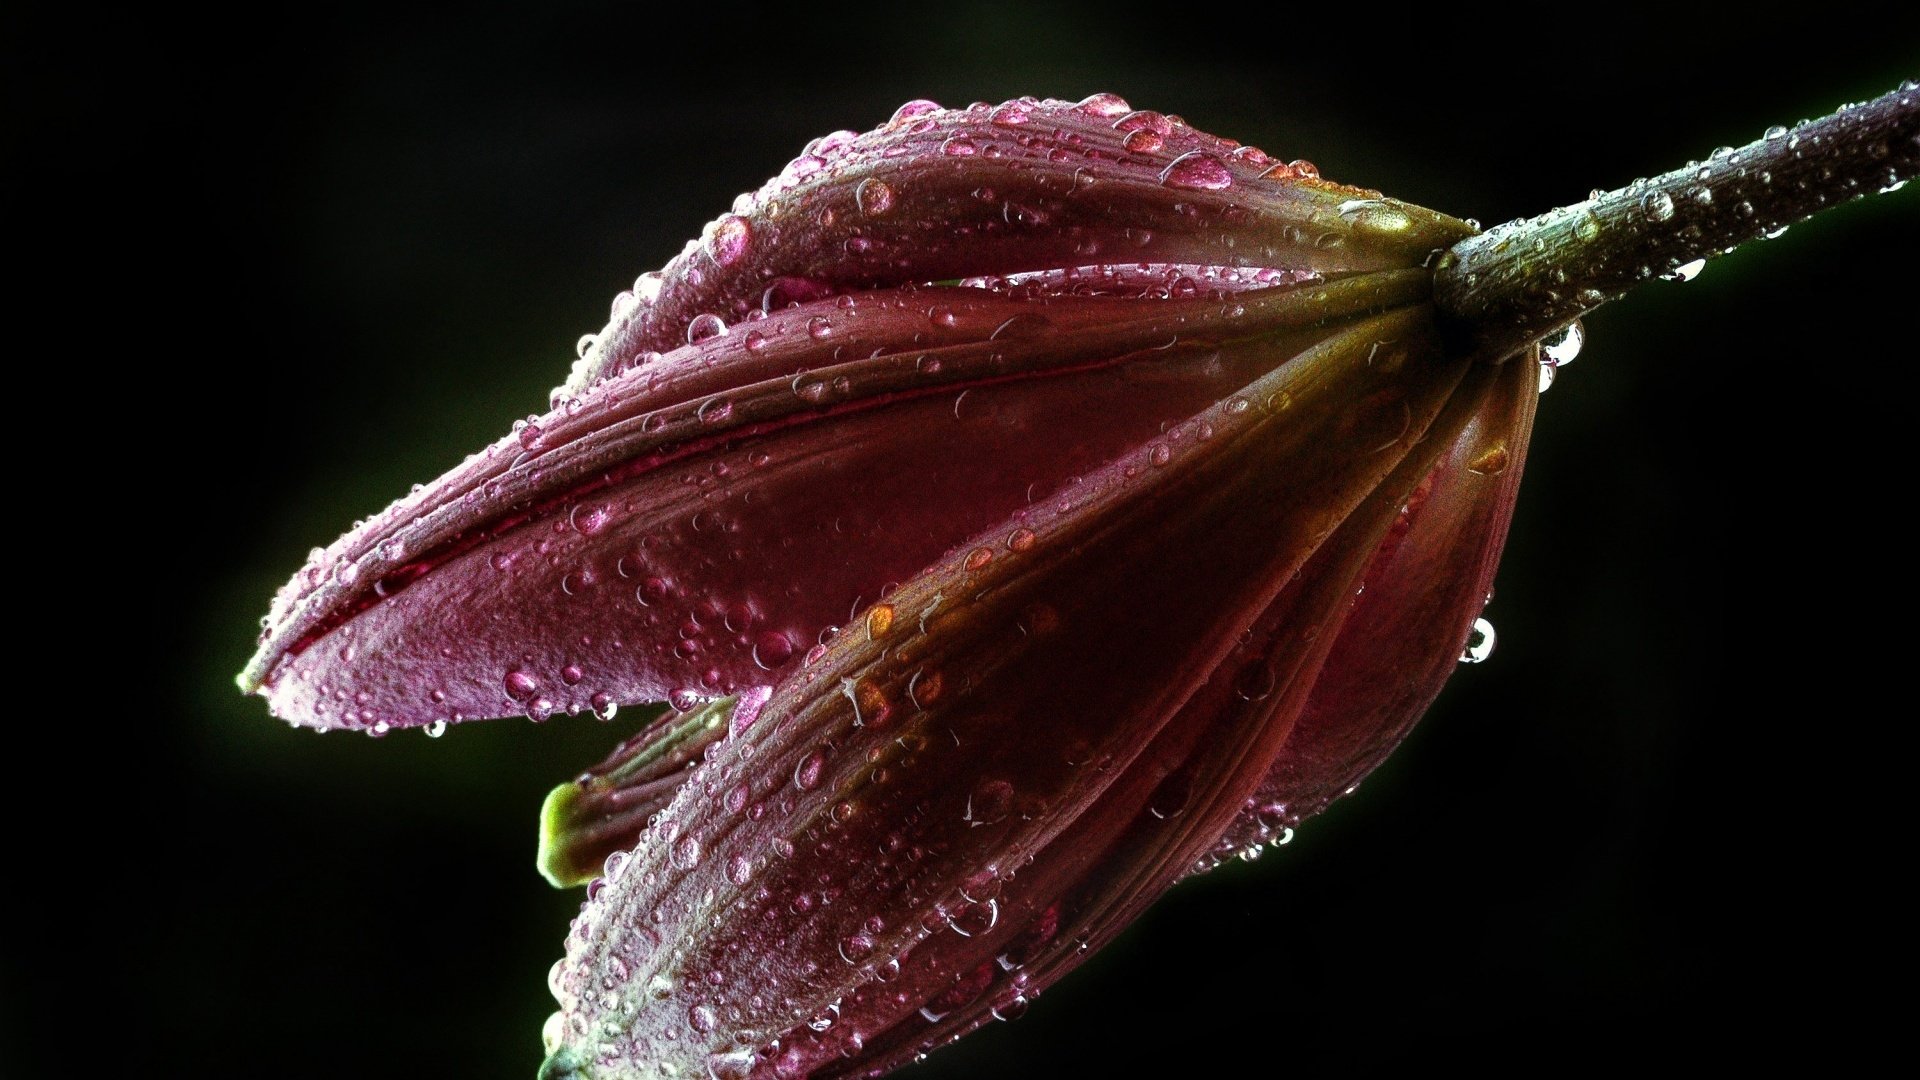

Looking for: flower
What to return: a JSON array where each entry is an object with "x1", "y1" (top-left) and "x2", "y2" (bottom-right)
[{"x1": 240, "y1": 95, "x2": 1538, "y2": 1079}]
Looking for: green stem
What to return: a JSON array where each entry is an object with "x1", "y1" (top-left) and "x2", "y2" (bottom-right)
[{"x1": 1434, "y1": 79, "x2": 1919, "y2": 363}]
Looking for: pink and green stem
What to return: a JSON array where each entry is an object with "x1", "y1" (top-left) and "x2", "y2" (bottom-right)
[{"x1": 1435, "y1": 81, "x2": 1919, "y2": 363}]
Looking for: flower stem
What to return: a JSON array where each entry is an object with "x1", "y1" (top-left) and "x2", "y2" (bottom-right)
[{"x1": 1434, "y1": 80, "x2": 1919, "y2": 363}]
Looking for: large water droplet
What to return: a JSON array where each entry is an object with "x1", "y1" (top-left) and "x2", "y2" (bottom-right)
[
  {"x1": 1541, "y1": 321, "x2": 1584, "y2": 367},
  {"x1": 1665, "y1": 258, "x2": 1707, "y2": 283},
  {"x1": 687, "y1": 313, "x2": 728, "y2": 344},
  {"x1": 1159, "y1": 151, "x2": 1233, "y2": 191},
  {"x1": 706, "y1": 214, "x2": 752, "y2": 267},
  {"x1": 1074, "y1": 92, "x2": 1132, "y2": 118},
  {"x1": 1460, "y1": 617, "x2": 1497, "y2": 664},
  {"x1": 505, "y1": 670, "x2": 540, "y2": 701},
  {"x1": 794, "y1": 748, "x2": 828, "y2": 791},
  {"x1": 855, "y1": 177, "x2": 895, "y2": 217}
]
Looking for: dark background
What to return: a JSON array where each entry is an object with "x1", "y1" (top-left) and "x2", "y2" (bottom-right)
[{"x1": 13, "y1": 3, "x2": 1915, "y2": 1075}]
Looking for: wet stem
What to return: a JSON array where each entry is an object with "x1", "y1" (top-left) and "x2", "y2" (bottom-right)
[{"x1": 1433, "y1": 80, "x2": 1919, "y2": 363}]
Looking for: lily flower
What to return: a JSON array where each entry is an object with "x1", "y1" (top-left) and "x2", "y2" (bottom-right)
[{"x1": 240, "y1": 89, "x2": 1919, "y2": 1079}]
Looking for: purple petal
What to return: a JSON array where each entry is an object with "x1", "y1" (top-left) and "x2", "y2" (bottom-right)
[
  {"x1": 243, "y1": 273, "x2": 1431, "y2": 732},
  {"x1": 559, "y1": 95, "x2": 1472, "y2": 398},
  {"x1": 542, "y1": 304, "x2": 1483, "y2": 1079},
  {"x1": 1200, "y1": 348, "x2": 1541, "y2": 864}
]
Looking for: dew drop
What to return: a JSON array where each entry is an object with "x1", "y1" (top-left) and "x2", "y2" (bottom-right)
[
  {"x1": 590, "y1": 692, "x2": 618, "y2": 721},
  {"x1": 1337, "y1": 198, "x2": 1413, "y2": 233},
  {"x1": 948, "y1": 899, "x2": 999, "y2": 937},
  {"x1": 794, "y1": 749, "x2": 829, "y2": 791},
  {"x1": 1159, "y1": 151, "x2": 1233, "y2": 191},
  {"x1": 1074, "y1": 92, "x2": 1131, "y2": 118},
  {"x1": 707, "y1": 1049, "x2": 756, "y2": 1080},
  {"x1": 1541, "y1": 321, "x2": 1584, "y2": 367},
  {"x1": 687, "y1": 313, "x2": 728, "y2": 344},
  {"x1": 505, "y1": 670, "x2": 540, "y2": 701},
  {"x1": 424, "y1": 719, "x2": 448, "y2": 739},
  {"x1": 726, "y1": 852, "x2": 753, "y2": 885},
  {"x1": 1641, "y1": 190, "x2": 1675, "y2": 222},
  {"x1": 964, "y1": 778, "x2": 1014, "y2": 826},
  {"x1": 855, "y1": 177, "x2": 895, "y2": 216},
  {"x1": 705, "y1": 214, "x2": 752, "y2": 267},
  {"x1": 1460, "y1": 617, "x2": 1497, "y2": 664},
  {"x1": 1665, "y1": 258, "x2": 1707, "y2": 283},
  {"x1": 1467, "y1": 444, "x2": 1510, "y2": 476}
]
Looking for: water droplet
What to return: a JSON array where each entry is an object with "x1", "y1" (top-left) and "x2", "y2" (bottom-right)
[
  {"x1": 1337, "y1": 198, "x2": 1413, "y2": 233},
  {"x1": 669, "y1": 688, "x2": 705, "y2": 711},
  {"x1": 838, "y1": 933, "x2": 876, "y2": 964},
  {"x1": 705, "y1": 214, "x2": 752, "y2": 267},
  {"x1": 424, "y1": 719, "x2": 448, "y2": 738},
  {"x1": 1007, "y1": 527, "x2": 1036, "y2": 552},
  {"x1": 1467, "y1": 444, "x2": 1510, "y2": 476},
  {"x1": 1233, "y1": 661, "x2": 1275, "y2": 702},
  {"x1": 707, "y1": 1049, "x2": 756, "y2": 1080},
  {"x1": 940, "y1": 135, "x2": 977, "y2": 157},
  {"x1": 671, "y1": 835, "x2": 702, "y2": 870},
  {"x1": 590, "y1": 692, "x2": 618, "y2": 721},
  {"x1": 1159, "y1": 151, "x2": 1233, "y2": 191},
  {"x1": 1460, "y1": 617, "x2": 1496, "y2": 664},
  {"x1": 948, "y1": 899, "x2": 999, "y2": 937},
  {"x1": 792, "y1": 374, "x2": 828, "y2": 403},
  {"x1": 1122, "y1": 128, "x2": 1164, "y2": 153},
  {"x1": 1541, "y1": 321, "x2": 1584, "y2": 367},
  {"x1": 1764, "y1": 124, "x2": 1788, "y2": 140},
  {"x1": 726, "y1": 852, "x2": 753, "y2": 885},
  {"x1": 866, "y1": 603, "x2": 895, "y2": 640},
  {"x1": 890, "y1": 99, "x2": 942, "y2": 125},
  {"x1": 1074, "y1": 92, "x2": 1132, "y2": 118},
  {"x1": 855, "y1": 177, "x2": 895, "y2": 216},
  {"x1": 575, "y1": 334, "x2": 597, "y2": 359},
  {"x1": 505, "y1": 670, "x2": 540, "y2": 701},
  {"x1": 965, "y1": 778, "x2": 1014, "y2": 826},
  {"x1": 1572, "y1": 210, "x2": 1602, "y2": 242},
  {"x1": 1641, "y1": 190, "x2": 1675, "y2": 222},
  {"x1": 697, "y1": 397, "x2": 735, "y2": 424},
  {"x1": 1665, "y1": 258, "x2": 1707, "y2": 283},
  {"x1": 794, "y1": 749, "x2": 828, "y2": 791},
  {"x1": 806, "y1": 316, "x2": 833, "y2": 340},
  {"x1": 687, "y1": 313, "x2": 728, "y2": 344}
]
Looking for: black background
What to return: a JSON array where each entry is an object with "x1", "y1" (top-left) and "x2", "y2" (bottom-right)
[{"x1": 13, "y1": 4, "x2": 1916, "y2": 1076}]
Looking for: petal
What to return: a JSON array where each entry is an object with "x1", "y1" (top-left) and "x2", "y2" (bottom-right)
[
  {"x1": 243, "y1": 272, "x2": 1431, "y2": 731},
  {"x1": 788, "y1": 361, "x2": 1520, "y2": 1078},
  {"x1": 1201, "y1": 345, "x2": 1541, "y2": 861},
  {"x1": 543, "y1": 306, "x2": 1480, "y2": 1079},
  {"x1": 559, "y1": 95, "x2": 1473, "y2": 398}
]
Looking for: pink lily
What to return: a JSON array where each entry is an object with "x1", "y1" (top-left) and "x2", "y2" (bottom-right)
[{"x1": 239, "y1": 89, "x2": 1919, "y2": 1079}]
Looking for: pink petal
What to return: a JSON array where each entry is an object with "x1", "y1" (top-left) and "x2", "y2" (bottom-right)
[
  {"x1": 543, "y1": 304, "x2": 1486, "y2": 1079},
  {"x1": 243, "y1": 272, "x2": 1432, "y2": 732},
  {"x1": 1200, "y1": 346, "x2": 1541, "y2": 863},
  {"x1": 559, "y1": 95, "x2": 1471, "y2": 399}
]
